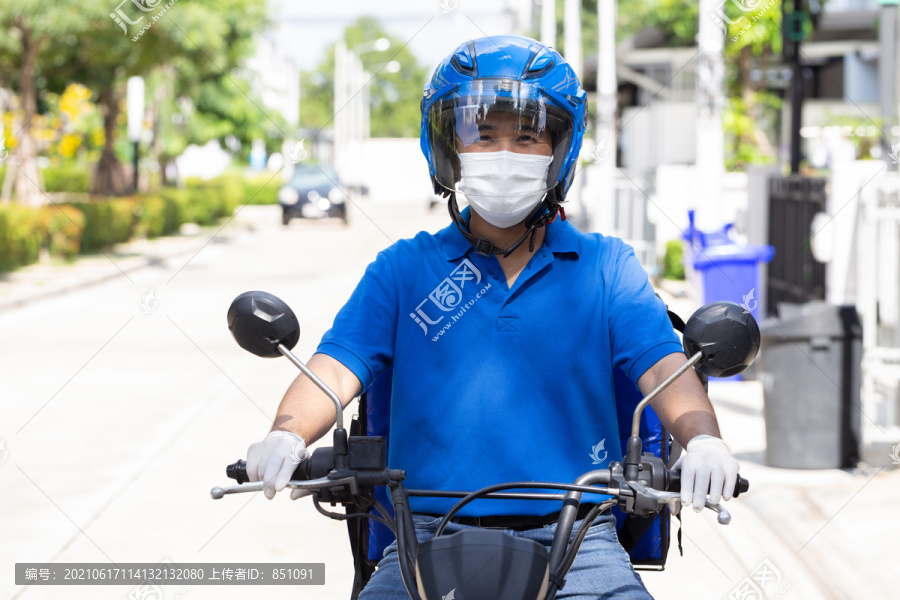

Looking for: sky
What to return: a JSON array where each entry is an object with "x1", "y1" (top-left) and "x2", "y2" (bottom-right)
[{"x1": 271, "y1": 0, "x2": 535, "y2": 75}]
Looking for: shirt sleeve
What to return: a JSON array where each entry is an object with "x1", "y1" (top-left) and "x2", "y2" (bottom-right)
[
  {"x1": 316, "y1": 250, "x2": 398, "y2": 391},
  {"x1": 607, "y1": 241, "x2": 683, "y2": 384}
]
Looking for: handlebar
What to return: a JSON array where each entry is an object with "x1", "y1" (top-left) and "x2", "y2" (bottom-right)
[{"x1": 223, "y1": 457, "x2": 749, "y2": 498}]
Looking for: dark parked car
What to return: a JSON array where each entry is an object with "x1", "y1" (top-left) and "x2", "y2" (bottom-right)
[{"x1": 278, "y1": 165, "x2": 348, "y2": 225}]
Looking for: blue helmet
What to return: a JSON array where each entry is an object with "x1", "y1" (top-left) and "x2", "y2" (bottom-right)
[{"x1": 420, "y1": 35, "x2": 587, "y2": 204}]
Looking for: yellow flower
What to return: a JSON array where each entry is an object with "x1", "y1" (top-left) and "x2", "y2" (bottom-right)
[
  {"x1": 58, "y1": 134, "x2": 81, "y2": 158},
  {"x1": 59, "y1": 83, "x2": 95, "y2": 120}
]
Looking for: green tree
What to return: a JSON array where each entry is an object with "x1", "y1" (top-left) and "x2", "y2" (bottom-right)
[
  {"x1": 533, "y1": 1, "x2": 782, "y2": 170},
  {"x1": 721, "y1": 2, "x2": 784, "y2": 169},
  {"x1": 540, "y1": 0, "x2": 699, "y2": 62},
  {"x1": 0, "y1": 0, "x2": 101, "y2": 205},
  {"x1": 300, "y1": 16, "x2": 429, "y2": 138},
  {"x1": 141, "y1": 0, "x2": 280, "y2": 185},
  {"x1": 0, "y1": 0, "x2": 273, "y2": 199},
  {"x1": 49, "y1": 0, "x2": 272, "y2": 194}
]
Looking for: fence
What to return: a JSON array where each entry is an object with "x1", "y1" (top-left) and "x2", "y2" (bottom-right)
[
  {"x1": 766, "y1": 176, "x2": 827, "y2": 316},
  {"x1": 612, "y1": 172, "x2": 657, "y2": 271},
  {"x1": 858, "y1": 174, "x2": 900, "y2": 429}
]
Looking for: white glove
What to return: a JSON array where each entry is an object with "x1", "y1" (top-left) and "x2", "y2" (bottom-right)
[
  {"x1": 672, "y1": 435, "x2": 739, "y2": 513},
  {"x1": 246, "y1": 431, "x2": 309, "y2": 500}
]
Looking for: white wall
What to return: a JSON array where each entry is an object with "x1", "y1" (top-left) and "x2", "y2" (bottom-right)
[
  {"x1": 825, "y1": 160, "x2": 885, "y2": 306},
  {"x1": 620, "y1": 102, "x2": 697, "y2": 172},
  {"x1": 356, "y1": 138, "x2": 434, "y2": 203}
]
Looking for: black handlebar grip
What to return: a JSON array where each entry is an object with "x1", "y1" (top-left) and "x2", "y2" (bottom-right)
[
  {"x1": 225, "y1": 459, "x2": 314, "y2": 485},
  {"x1": 667, "y1": 470, "x2": 750, "y2": 498},
  {"x1": 226, "y1": 460, "x2": 249, "y2": 484}
]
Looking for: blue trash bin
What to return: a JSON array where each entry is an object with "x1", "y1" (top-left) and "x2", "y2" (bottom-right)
[
  {"x1": 692, "y1": 244, "x2": 775, "y2": 322},
  {"x1": 681, "y1": 211, "x2": 775, "y2": 381},
  {"x1": 682, "y1": 210, "x2": 736, "y2": 250}
]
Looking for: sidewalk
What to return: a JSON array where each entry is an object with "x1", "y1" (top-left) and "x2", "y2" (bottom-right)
[
  {"x1": 0, "y1": 213, "x2": 259, "y2": 314},
  {"x1": 650, "y1": 277, "x2": 899, "y2": 599}
]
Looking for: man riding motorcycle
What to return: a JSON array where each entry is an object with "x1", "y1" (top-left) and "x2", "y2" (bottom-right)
[{"x1": 246, "y1": 35, "x2": 739, "y2": 599}]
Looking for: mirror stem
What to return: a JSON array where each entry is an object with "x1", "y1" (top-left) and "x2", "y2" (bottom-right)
[
  {"x1": 623, "y1": 351, "x2": 702, "y2": 480},
  {"x1": 630, "y1": 350, "x2": 702, "y2": 439},
  {"x1": 278, "y1": 344, "x2": 344, "y2": 430}
]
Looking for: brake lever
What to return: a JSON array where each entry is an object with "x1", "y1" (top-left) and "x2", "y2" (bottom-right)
[
  {"x1": 210, "y1": 475, "x2": 358, "y2": 499},
  {"x1": 704, "y1": 501, "x2": 732, "y2": 525},
  {"x1": 629, "y1": 483, "x2": 731, "y2": 524}
]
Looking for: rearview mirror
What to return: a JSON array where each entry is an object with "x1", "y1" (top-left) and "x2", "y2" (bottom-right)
[
  {"x1": 226, "y1": 291, "x2": 300, "y2": 358},
  {"x1": 683, "y1": 301, "x2": 760, "y2": 378}
]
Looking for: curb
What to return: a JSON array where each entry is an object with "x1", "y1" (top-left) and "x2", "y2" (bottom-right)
[{"x1": 0, "y1": 226, "x2": 239, "y2": 314}]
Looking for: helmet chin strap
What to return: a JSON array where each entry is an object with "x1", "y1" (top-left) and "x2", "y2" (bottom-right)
[{"x1": 447, "y1": 190, "x2": 564, "y2": 259}]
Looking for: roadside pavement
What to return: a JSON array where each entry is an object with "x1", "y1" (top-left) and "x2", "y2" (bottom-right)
[
  {"x1": 0, "y1": 222, "x2": 241, "y2": 314},
  {"x1": 648, "y1": 278, "x2": 899, "y2": 599}
]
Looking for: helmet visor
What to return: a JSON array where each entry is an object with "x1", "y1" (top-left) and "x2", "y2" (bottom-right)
[{"x1": 427, "y1": 79, "x2": 574, "y2": 194}]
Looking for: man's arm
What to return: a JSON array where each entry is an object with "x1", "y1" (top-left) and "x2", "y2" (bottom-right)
[
  {"x1": 270, "y1": 352, "x2": 363, "y2": 445},
  {"x1": 637, "y1": 352, "x2": 720, "y2": 448},
  {"x1": 246, "y1": 353, "x2": 362, "y2": 498}
]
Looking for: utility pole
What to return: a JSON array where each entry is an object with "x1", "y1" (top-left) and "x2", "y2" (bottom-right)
[
  {"x1": 563, "y1": 0, "x2": 583, "y2": 220},
  {"x1": 541, "y1": 0, "x2": 556, "y2": 48},
  {"x1": 696, "y1": 0, "x2": 726, "y2": 224},
  {"x1": 334, "y1": 38, "x2": 388, "y2": 184},
  {"x1": 334, "y1": 39, "x2": 347, "y2": 180},
  {"x1": 783, "y1": 0, "x2": 806, "y2": 174},
  {"x1": 127, "y1": 76, "x2": 144, "y2": 194},
  {"x1": 594, "y1": 0, "x2": 617, "y2": 233},
  {"x1": 878, "y1": 0, "x2": 898, "y2": 170},
  {"x1": 562, "y1": 0, "x2": 582, "y2": 77}
]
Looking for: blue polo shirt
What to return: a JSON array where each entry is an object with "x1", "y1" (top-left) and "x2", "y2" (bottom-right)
[{"x1": 317, "y1": 208, "x2": 682, "y2": 516}]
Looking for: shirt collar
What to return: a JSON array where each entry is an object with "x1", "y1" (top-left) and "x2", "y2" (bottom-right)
[{"x1": 438, "y1": 206, "x2": 581, "y2": 262}]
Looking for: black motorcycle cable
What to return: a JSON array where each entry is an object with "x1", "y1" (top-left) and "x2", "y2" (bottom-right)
[
  {"x1": 371, "y1": 499, "x2": 397, "y2": 535},
  {"x1": 541, "y1": 500, "x2": 617, "y2": 600},
  {"x1": 434, "y1": 482, "x2": 614, "y2": 537},
  {"x1": 390, "y1": 485, "x2": 421, "y2": 573},
  {"x1": 556, "y1": 500, "x2": 617, "y2": 579},
  {"x1": 310, "y1": 495, "x2": 396, "y2": 534},
  {"x1": 391, "y1": 488, "x2": 423, "y2": 600}
]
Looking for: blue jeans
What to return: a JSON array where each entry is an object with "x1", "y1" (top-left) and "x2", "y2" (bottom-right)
[{"x1": 358, "y1": 512, "x2": 654, "y2": 600}]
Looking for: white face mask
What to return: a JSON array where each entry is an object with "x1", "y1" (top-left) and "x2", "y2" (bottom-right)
[{"x1": 457, "y1": 150, "x2": 553, "y2": 229}]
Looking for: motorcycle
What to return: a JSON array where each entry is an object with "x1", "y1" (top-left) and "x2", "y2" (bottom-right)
[{"x1": 211, "y1": 291, "x2": 760, "y2": 600}]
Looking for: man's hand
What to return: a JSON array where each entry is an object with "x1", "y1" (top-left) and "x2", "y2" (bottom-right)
[
  {"x1": 672, "y1": 435, "x2": 739, "y2": 512},
  {"x1": 246, "y1": 431, "x2": 309, "y2": 500}
]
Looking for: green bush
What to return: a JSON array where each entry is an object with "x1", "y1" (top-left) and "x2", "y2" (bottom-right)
[
  {"x1": 67, "y1": 197, "x2": 139, "y2": 251},
  {"x1": 182, "y1": 175, "x2": 244, "y2": 225},
  {"x1": 0, "y1": 203, "x2": 44, "y2": 271},
  {"x1": 137, "y1": 195, "x2": 166, "y2": 239},
  {"x1": 661, "y1": 240, "x2": 686, "y2": 280},
  {"x1": 159, "y1": 188, "x2": 190, "y2": 234},
  {"x1": 211, "y1": 174, "x2": 244, "y2": 216},
  {"x1": 185, "y1": 187, "x2": 219, "y2": 225},
  {"x1": 43, "y1": 165, "x2": 91, "y2": 193},
  {"x1": 242, "y1": 175, "x2": 280, "y2": 205},
  {"x1": 41, "y1": 204, "x2": 85, "y2": 260}
]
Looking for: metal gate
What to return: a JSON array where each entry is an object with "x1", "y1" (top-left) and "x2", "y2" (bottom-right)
[{"x1": 766, "y1": 176, "x2": 827, "y2": 316}]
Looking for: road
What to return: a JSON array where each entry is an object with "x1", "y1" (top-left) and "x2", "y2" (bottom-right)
[{"x1": 1, "y1": 199, "x2": 897, "y2": 600}]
